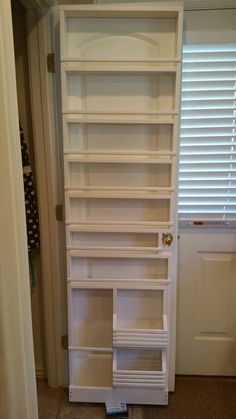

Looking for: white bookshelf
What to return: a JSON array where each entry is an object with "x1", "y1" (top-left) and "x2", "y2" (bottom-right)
[{"x1": 60, "y1": 2, "x2": 183, "y2": 405}]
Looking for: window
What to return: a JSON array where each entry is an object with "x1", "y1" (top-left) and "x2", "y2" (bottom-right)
[{"x1": 179, "y1": 44, "x2": 236, "y2": 225}]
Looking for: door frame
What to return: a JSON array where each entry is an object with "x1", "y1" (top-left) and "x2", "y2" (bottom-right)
[
  {"x1": 0, "y1": 0, "x2": 38, "y2": 417},
  {"x1": 26, "y1": 7, "x2": 67, "y2": 387}
]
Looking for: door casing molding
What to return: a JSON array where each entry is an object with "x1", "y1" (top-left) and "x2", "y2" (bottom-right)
[
  {"x1": 0, "y1": 0, "x2": 38, "y2": 417},
  {"x1": 27, "y1": 7, "x2": 67, "y2": 387}
]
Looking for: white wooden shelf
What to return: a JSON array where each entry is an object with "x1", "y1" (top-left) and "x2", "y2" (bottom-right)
[
  {"x1": 68, "y1": 279, "x2": 170, "y2": 286},
  {"x1": 68, "y1": 249, "x2": 170, "y2": 259},
  {"x1": 61, "y1": 57, "x2": 181, "y2": 63},
  {"x1": 64, "y1": 154, "x2": 174, "y2": 164},
  {"x1": 64, "y1": 150, "x2": 176, "y2": 157},
  {"x1": 63, "y1": 113, "x2": 176, "y2": 124},
  {"x1": 66, "y1": 224, "x2": 172, "y2": 235},
  {"x1": 63, "y1": 62, "x2": 177, "y2": 75},
  {"x1": 61, "y1": 8, "x2": 181, "y2": 18},
  {"x1": 61, "y1": 1, "x2": 183, "y2": 406},
  {"x1": 69, "y1": 346, "x2": 113, "y2": 352},
  {"x1": 66, "y1": 190, "x2": 172, "y2": 199},
  {"x1": 63, "y1": 111, "x2": 178, "y2": 115},
  {"x1": 68, "y1": 256, "x2": 169, "y2": 282},
  {"x1": 65, "y1": 221, "x2": 173, "y2": 232},
  {"x1": 113, "y1": 329, "x2": 168, "y2": 349},
  {"x1": 69, "y1": 347, "x2": 168, "y2": 403},
  {"x1": 68, "y1": 279, "x2": 171, "y2": 288},
  {"x1": 67, "y1": 245, "x2": 162, "y2": 253},
  {"x1": 113, "y1": 312, "x2": 169, "y2": 349},
  {"x1": 68, "y1": 386, "x2": 168, "y2": 405},
  {"x1": 60, "y1": 4, "x2": 182, "y2": 17},
  {"x1": 113, "y1": 289, "x2": 168, "y2": 348},
  {"x1": 66, "y1": 229, "x2": 173, "y2": 253},
  {"x1": 62, "y1": 110, "x2": 179, "y2": 117},
  {"x1": 113, "y1": 349, "x2": 167, "y2": 389},
  {"x1": 68, "y1": 286, "x2": 168, "y2": 349},
  {"x1": 65, "y1": 187, "x2": 173, "y2": 193}
]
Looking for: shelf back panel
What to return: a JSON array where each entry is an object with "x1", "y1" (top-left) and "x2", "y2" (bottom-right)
[
  {"x1": 68, "y1": 197, "x2": 170, "y2": 223},
  {"x1": 116, "y1": 289, "x2": 163, "y2": 329},
  {"x1": 69, "y1": 256, "x2": 168, "y2": 280},
  {"x1": 64, "y1": 122, "x2": 173, "y2": 154},
  {"x1": 70, "y1": 288, "x2": 113, "y2": 348},
  {"x1": 116, "y1": 349, "x2": 162, "y2": 372},
  {"x1": 70, "y1": 351, "x2": 112, "y2": 387},
  {"x1": 68, "y1": 231, "x2": 159, "y2": 249},
  {"x1": 66, "y1": 162, "x2": 172, "y2": 188},
  {"x1": 64, "y1": 73, "x2": 175, "y2": 113}
]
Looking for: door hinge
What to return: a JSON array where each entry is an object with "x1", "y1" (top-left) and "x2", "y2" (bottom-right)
[
  {"x1": 55, "y1": 204, "x2": 63, "y2": 222},
  {"x1": 61, "y1": 335, "x2": 68, "y2": 350},
  {"x1": 47, "y1": 53, "x2": 55, "y2": 73}
]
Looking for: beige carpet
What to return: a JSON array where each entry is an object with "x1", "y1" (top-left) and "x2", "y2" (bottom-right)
[{"x1": 37, "y1": 376, "x2": 236, "y2": 419}]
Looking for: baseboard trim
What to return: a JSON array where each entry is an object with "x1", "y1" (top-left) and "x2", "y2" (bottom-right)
[{"x1": 36, "y1": 367, "x2": 47, "y2": 379}]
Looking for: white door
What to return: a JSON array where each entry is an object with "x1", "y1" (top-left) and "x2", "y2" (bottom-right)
[
  {"x1": 60, "y1": 2, "x2": 183, "y2": 405},
  {"x1": 177, "y1": 9, "x2": 236, "y2": 376},
  {"x1": 176, "y1": 232, "x2": 236, "y2": 375}
]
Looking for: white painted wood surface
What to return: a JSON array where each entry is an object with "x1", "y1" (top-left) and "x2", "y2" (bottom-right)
[
  {"x1": 61, "y1": 2, "x2": 183, "y2": 405},
  {"x1": 27, "y1": 8, "x2": 67, "y2": 387},
  {"x1": 0, "y1": 0, "x2": 38, "y2": 417},
  {"x1": 95, "y1": 0, "x2": 236, "y2": 11},
  {"x1": 177, "y1": 232, "x2": 236, "y2": 375},
  {"x1": 176, "y1": 8, "x2": 236, "y2": 377}
]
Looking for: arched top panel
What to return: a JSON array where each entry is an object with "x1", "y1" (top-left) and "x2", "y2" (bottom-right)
[
  {"x1": 64, "y1": 16, "x2": 178, "y2": 60},
  {"x1": 79, "y1": 33, "x2": 160, "y2": 60}
]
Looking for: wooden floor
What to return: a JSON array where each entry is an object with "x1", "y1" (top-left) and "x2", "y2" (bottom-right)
[{"x1": 38, "y1": 376, "x2": 236, "y2": 419}]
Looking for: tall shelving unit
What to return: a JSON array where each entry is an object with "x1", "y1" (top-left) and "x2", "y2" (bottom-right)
[{"x1": 60, "y1": 2, "x2": 183, "y2": 405}]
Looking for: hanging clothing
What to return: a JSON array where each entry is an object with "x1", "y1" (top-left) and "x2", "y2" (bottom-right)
[
  {"x1": 20, "y1": 123, "x2": 40, "y2": 288},
  {"x1": 20, "y1": 123, "x2": 40, "y2": 251}
]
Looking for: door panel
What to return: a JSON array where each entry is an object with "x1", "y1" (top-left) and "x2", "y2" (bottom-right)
[{"x1": 177, "y1": 232, "x2": 236, "y2": 375}]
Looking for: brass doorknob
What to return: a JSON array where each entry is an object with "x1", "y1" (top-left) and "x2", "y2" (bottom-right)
[{"x1": 162, "y1": 233, "x2": 173, "y2": 247}]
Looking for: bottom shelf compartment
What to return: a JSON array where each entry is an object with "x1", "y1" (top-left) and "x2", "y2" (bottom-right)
[
  {"x1": 70, "y1": 350, "x2": 112, "y2": 388},
  {"x1": 113, "y1": 349, "x2": 166, "y2": 389},
  {"x1": 69, "y1": 349, "x2": 168, "y2": 404}
]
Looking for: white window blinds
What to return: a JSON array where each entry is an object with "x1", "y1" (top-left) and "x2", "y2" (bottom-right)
[{"x1": 179, "y1": 44, "x2": 236, "y2": 224}]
